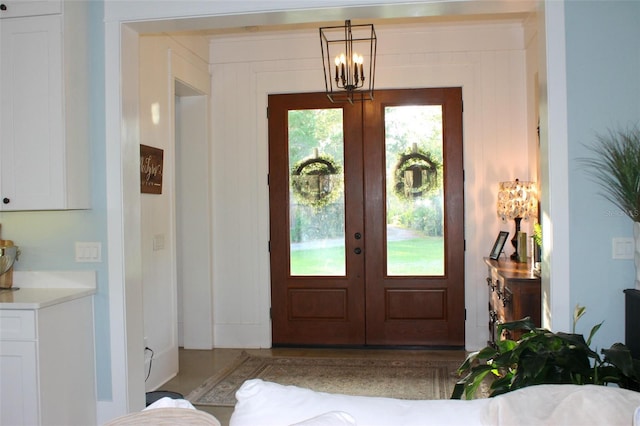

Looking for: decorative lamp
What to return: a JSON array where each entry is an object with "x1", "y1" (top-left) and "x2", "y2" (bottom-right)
[
  {"x1": 497, "y1": 179, "x2": 538, "y2": 261},
  {"x1": 319, "y1": 20, "x2": 377, "y2": 103}
]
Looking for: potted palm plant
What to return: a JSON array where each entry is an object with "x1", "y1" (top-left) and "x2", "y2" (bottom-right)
[
  {"x1": 579, "y1": 125, "x2": 640, "y2": 358},
  {"x1": 580, "y1": 125, "x2": 640, "y2": 287}
]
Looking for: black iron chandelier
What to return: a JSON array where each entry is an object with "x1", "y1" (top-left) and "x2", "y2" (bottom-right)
[{"x1": 319, "y1": 20, "x2": 377, "y2": 103}]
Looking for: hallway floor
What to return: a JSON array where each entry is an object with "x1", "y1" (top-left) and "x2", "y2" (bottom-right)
[{"x1": 158, "y1": 347, "x2": 467, "y2": 426}]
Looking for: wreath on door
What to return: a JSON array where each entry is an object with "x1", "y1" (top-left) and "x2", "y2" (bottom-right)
[
  {"x1": 393, "y1": 147, "x2": 441, "y2": 200},
  {"x1": 291, "y1": 154, "x2": 343, "y2": 210}
]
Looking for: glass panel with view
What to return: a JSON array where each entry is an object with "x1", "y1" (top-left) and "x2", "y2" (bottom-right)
[
  {"x1": 385, "y1": 105, "x2": 444, "y2": 276},
  {"x1": 288, "y1": 109, "x2": 346, "y2": 276}
]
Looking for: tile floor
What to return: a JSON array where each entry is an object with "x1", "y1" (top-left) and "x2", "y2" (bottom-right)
[{"x1": 157, "y1": 347, "x2": 467, "y2": 426}]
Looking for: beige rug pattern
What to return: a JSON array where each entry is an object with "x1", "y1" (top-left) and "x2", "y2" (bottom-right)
[{"x1": 186, "y1": 351, "x2": 463, "y2": 407}]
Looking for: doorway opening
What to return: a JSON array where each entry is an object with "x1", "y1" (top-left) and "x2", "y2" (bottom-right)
[{"x1": 175, "y1": 80, "x2": 214, "y2": 350}]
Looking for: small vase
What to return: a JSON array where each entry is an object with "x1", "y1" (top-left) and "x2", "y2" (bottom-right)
[
  {"x1": 634, "y1": 222, "x2": 640, "y2": 290},
  {"x1": 0, "y1": 268, "x2": 13, "y2": 289}
]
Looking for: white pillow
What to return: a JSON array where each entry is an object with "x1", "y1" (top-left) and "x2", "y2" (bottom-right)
[
  {"x1": 290, "y1": 411, "x2": 356, "y2": 426},
  {"x1": 144, "y1": 397, "x2": 196, "y2": 411},
  {"x1": 487, "y1": 384, "x2": 640, "y2": 426},
  {"x1": 229, "y1": 379, "x2": 491, "y2": 426}
]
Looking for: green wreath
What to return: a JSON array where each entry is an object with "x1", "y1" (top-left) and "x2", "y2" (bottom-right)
[
  {"x1": 393, "y1": 148, "x2": 441, "y2": 201},
  {"x1": 291, "y1": 154, "x2": 343, "y2": 210}
]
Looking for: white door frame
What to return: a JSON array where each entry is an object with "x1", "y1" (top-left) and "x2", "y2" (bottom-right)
[{"x1": 101, "y1": 1, "x2": 568, "y2": 421}]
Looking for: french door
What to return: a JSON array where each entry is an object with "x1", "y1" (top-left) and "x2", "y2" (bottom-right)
[{"x1": 269, "y1": 88, "x2": 464, "y2": 346}]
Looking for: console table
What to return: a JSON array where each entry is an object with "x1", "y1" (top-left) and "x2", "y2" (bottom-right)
[{"x1": 484, "y1": 257, "x2": 541, "y2": 345}]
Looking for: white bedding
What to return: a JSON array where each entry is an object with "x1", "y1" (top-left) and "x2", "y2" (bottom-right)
[
  {"x1": 230, "y1": 379, "x2": 640, "y2": 426},
  {"x1": 488, "y1": 384, "x2": 640, "y2": 425},
  {"x1": 230, "y1": 379, "x2": 490, "y2": 426}
]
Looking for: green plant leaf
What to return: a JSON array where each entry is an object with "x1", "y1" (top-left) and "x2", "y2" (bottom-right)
[
  {"x1": 495, "y1": 338, "x2": 518, "y2": 353},
  {"x1": 451, "y1": 364, "x2": 493, "y2": 400},
  {"x1": 456, "y1": 351, "x2": 479, "y2": 374},
  {"x1": 491, "y1": 375, "x2": 515, "y2": 396},
  {"x1": 578, "y1": 125, "x2": 640, "y2": 222},
  {"x1": 516, "y1": 351, "x2": 548, "y2": 382},
  {"x1": 555, "y1": 332, "x2": 597, "y2": 354},
  {"x1": 450, "y1": 382, "x2": 466, "y2": 399},
  {"x1": 498, "y1": 317, "x2": 536, "y2": 332},
  {"x1": 456, "y1": 347, "x2": 497, "y2": 375},
  {"x1": 573, "y1": 304, "x2": 586, "y2": 333},
  {"x1": 585, "y1": 322, "x2": 603, "y2": 347},
  {"x1": 533, "y1": 223, "x2": 542, "y2": 247},
  {"x1": 602, "y1": 343, "x2": 638, "y2": 379},
  {"x1": 475, "y1": 346, "x2": 499, "y2": 360}
]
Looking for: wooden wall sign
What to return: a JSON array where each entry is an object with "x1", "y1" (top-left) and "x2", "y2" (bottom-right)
[{"x1": 140, "y1": 144, "x2": 164, "y2": 194}]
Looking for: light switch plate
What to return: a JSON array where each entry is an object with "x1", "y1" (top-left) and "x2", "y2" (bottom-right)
[
  {"x1": 153, "y1": 234, "x2": 165, "y2": 251},
  {"x1": 612, "y1": 237, "x2": 634, "y2": 260},
  {"x1": 75, "y1": 242, "x2": 102, "y2": 262}
]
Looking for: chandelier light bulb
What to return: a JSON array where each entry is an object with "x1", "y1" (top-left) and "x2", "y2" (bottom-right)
[{"x1": 339, "y1": 53, "x2": 347, "y2": 84}]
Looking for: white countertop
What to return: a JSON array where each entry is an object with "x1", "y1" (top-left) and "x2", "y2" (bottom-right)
[{"x1": 0, "y1": 271, "x2": 96, "y2": 310}]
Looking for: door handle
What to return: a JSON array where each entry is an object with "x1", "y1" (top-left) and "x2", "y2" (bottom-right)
[
  {"x1": 354, "y1": 232, "x2": 362, "y2": 240},
  {"x1": 354, "y1": 247, "x2": 362, "y2": 254}
]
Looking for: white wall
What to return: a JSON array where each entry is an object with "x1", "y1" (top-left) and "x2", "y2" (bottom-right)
[
  {"x1": 536, "y1": 1, "x2": 571, "y2": 332},
  {"x1": 209, "y1": 20, "x2": 536, "y2": 350},
  {"x1": 138, "y1": 34, "x2": 211, "y2": 391}
]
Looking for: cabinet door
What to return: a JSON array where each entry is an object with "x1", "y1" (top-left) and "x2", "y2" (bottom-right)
[
  {"x1": 0, "y1": 340, "x2": 39, "y2": 425},
  {"x1": 0, "y1": 14, "x2": 65, "y2": 210},
  {"x1": 0, "y1": 0, "x2": 61, "y2": 18}
]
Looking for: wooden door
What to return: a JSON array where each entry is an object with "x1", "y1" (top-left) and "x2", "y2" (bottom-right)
[
  {"x1": 269, "y1": 88, "x2": 464, "y2": 347},
  {"x1": 363, "y1": 88, "x2": 465, "y2": 346},
  {"x1": 269, "y1": 93, "x2": 366, "y2": 345}
]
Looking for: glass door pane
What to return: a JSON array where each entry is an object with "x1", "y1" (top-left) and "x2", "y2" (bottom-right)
[
  {"x1": 384, "y1": 105, "x2": 444, "y2": 276},
  {"x1": 288, "y1": 109, "x2": 346, "y2": 276}
]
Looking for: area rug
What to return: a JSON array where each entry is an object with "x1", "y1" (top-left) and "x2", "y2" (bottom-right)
[{"x1": 186, "y1": 351, "x2": 464, "y2": 407}]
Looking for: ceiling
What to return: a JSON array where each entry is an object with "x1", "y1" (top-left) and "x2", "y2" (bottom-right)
[{"x1": 128, "y1": 1, "x2": 537, "y2": 38}]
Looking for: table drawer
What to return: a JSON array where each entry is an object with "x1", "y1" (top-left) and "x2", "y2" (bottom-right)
[{"x1": 0, "y1": 310, "x2": 36, "y2": 340}]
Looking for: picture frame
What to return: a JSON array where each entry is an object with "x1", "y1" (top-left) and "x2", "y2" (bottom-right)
[
  {"x1": 490, "y1": 231, "x2": 509, "y2": 260},
  {"x1": 140, "y1": 144, "x2": 164, "y2": 194}
]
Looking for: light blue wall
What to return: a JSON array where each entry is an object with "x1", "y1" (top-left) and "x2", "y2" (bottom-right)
[
  {"x1": 564, "y1": 0, "x2": 640, "y2": 349},
  {"x1": 0, "y1": 1, "x2": 111, "y2": 399},
  {"x1": 88, "y1": 0, "x2": 110, "y2": 400}
]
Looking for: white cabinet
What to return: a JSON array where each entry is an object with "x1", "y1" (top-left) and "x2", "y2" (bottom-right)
[
  {"x1": 0, "y1": 0, "x2": 89, "y2": 210},
  {"x1": 0, "y1": 0, "x2": 61, "y2": 18},
  {"x1": 0, "y1": 296, "x2": 96, "y2": 425}
]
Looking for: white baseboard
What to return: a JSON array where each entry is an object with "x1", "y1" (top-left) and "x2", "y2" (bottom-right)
[{"x1": 214, "y1": 323, "x2": 271, "y2": 348}]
